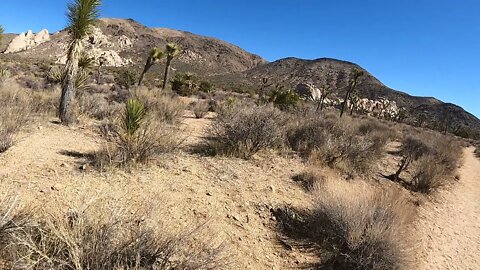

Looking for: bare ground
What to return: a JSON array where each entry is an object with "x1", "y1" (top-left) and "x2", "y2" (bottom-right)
[
  {"x1": 0, "y1": 116, "x2": 479, "y2": 269},
  {"x1": 0, "y1": 118, "x2": 313, "y2": 269},
  {"x1": 416, "y1": 147, "x2": 480, "y2": 270}
]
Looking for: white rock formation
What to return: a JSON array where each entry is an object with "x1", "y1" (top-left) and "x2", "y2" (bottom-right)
[
  {"x1": 295, "y1": 83, "x2": 322, "y2": 101},
  {"x1": 56, "y1": 27, "x2": 132, "y2": 67},
  {"x1": 5, "y1": 29, "x2": 50, "y2": 53},
  {"x1": 118, "y1": 35, "x2": 132, "y2": 48}
]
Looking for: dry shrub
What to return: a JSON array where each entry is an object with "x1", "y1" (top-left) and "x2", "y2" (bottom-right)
[
  {"x1": 30, "y1": 88, "x2": 59, "y2": 115},
  {"x1": 394, "y1": 134, "x2": 462, "y2": 193},
  {"x1": 288, "y1": 115, "x2": 388, "y2": 177},
  {"x1": 274, "y1": 180, "x2": 415, "y2": 269},
  {"x1": 135, "y1": 87, "x2": 187, "y2": 124},
  {"x1": 76, "y1": 92, "x2": 123, "y2": 120},
  {"x1": 0, "y1": 82, "x2": 32, "y2": 152},
  {"x1": 1, "y1": 198, "x2": 227, "y2": 270},
  {"x1": 192, "y1": 101, "x2": 210, "y2": 119},
  {"x1": 357, "y1": 117, "x2": 398, "y2": 141},
  {"x1": 205, "y1": 105, "x2": 286, "y2": 159},
  {"x1": 292, "y1": 169, "x2": 326, "y2": 191},
  {"x1": 475, "y1": 145, "x2": 480, "y2": 158},
  {"x1": 94, "y1": 122, "x2": 182, "y2": 169}
]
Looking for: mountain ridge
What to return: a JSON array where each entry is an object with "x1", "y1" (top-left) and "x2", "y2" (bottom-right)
[{"x1": 1, "y1": 18, "x2": 478, "y2": 138}]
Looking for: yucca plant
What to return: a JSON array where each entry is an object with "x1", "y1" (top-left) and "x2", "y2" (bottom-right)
[
  {"x1": 59, "y1": 0, "x2": 101, "y2": 125},
  {"x1": 123, "y1": 98, "x2": 146, "y2": 136},
  {"x1": 161, "y1": 43, "x2": 180, "y2": 90},
  {"x1": 138, "y1": 47, "x2": 164, "y2": 86}
]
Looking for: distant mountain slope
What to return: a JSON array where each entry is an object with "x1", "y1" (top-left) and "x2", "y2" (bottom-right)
[{"x1": 212, "y1": 57, "x2": 480, "y2": 138}]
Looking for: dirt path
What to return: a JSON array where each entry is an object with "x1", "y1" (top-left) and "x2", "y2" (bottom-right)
[{"x1": 417, "y1": 147, "x2": 480, "y2": 270}]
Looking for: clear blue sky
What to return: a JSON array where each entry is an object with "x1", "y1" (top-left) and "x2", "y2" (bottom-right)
[{"x1": 2, "y1": 0, "x2": 479, "y2": 117}]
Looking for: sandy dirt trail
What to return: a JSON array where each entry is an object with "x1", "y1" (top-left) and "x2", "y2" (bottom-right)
[{"x1": 417, "y1": 147, "x2": 480, "y2": 270}]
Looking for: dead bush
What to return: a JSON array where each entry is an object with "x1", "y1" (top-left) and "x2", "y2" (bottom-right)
[
  {"x1": 3, "y1": 199, "x2": 227, "y2": 270},
  {"x1": 192, "y1": 101, "x2": 210, "y2": 119},
  {"x1": 205, "y1": 105, "x2": 286, "y2": 159},
  {"x1": 274, "y1": 180, "x2": 415, "y2": 269},
  {"x1": 475, "y1": 145, "x2": 480, "y2": 158},
  {"x1": 288, "y1": 115, "x2": 388, "y2": 177}
]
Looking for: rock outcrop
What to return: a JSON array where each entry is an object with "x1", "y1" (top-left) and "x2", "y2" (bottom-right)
[
  {"x1": 56, "y1": 27, "x2": 133, "y2": 67},
  {"x1": 5, "y1": 29, "x2": 50, "y2": 53},
  {"x1": 295, "y1": 83, "x2": 322, "y2": 101}
]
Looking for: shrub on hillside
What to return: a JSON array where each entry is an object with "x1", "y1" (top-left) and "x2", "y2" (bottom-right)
[
  {"x1": 114, "y1": 69, "x2": 138, "y2": 89},
  {"x1": 267, "y1": 86, "x2": 300, "y2": 110},
  {"x1": 274, "y1": 180, "x2": 415, "y2": 270},
  {"x1": 475, "y1": 146, "x2": 480, "y2": 158},
  {"x1": 171, "y1": 72, "x2": 198, "y2": 96},
  {"x1": 205, "y1": 105, "x2": 286, "y2": 159}
]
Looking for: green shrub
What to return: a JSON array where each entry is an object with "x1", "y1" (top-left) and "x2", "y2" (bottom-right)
[
  {"x1": 267, "y1": 86, "x2": 300, "y2": 110},
  {"x1": 115, "y1": 69, "x2": 138, "y2": 89},
  {"x1": 171, "y1": 72, "x2": 198, "y2": 96}
]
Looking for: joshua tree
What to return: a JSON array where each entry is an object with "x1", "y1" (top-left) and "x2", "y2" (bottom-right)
[
  {"x1": 259, "y1": 77, "x2": 273, "y2": 102},
  {"x1": 161, "y1": 42, "x2": 180, "y2": 90},
  {"x1": 349, "y1": 88, "x2": 360, "y2": 115},
  {"x1": 59, "y1": 0, "x2": 101, "y2": 125},
  {"x1": 0, "y1": 25, "x2": 4, "y2": 49},
  {"x1": 138, "y1": 47, "x2": 164, "y2": 86},
  {"x1": 340, "y1": 69, "x2": 364, "y2": 117}
]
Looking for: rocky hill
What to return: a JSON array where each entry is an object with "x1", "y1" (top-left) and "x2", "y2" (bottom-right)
[
  {"x1": 1, "y1": 19, "x2": 479, "y2": 138},
  {"x1": 2, "y1": 18, "x2": 266, "y2": 75},
  {"x1": 212, "y1": 57, "x2": 480, "y2": 138}
]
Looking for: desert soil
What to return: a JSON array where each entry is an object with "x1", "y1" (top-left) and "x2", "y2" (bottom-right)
[
  {"x1": 0, "y1": 115, "x2": 479, "y2": 269},
  {"x1": 416, "y1": 147, "x2": 480, "y2": 270}
]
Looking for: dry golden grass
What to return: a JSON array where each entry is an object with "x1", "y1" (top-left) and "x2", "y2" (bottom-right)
[
  {"x1": 135, "y1": 87, "x2": 187, "y2": 124},
  {"x1": 0, "y1": 195, "x2": 228, "y2": 270},
  {"x1": 0, "y1": 81, "x2": 32, "y2": 152}
]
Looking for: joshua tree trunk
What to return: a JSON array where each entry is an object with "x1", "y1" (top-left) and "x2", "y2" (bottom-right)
[
  {"x1": 138, "y1": 59, "x2": 153, "y2": 86},
  {"x1": 162, "y1": 57, "x2": 172, "y2": 90},
  {"x1": 340, "y1": 92, "x2": 350, "y2": 117},
  {"x1": 59, "y1": 41, "x2": 81, "y2": 125}
]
